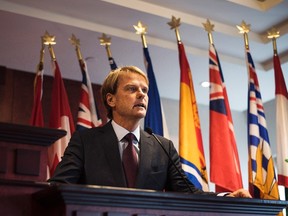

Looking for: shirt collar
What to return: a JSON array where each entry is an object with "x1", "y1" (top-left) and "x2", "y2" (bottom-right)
[{"x1": 111, "y1": 120, "x2": 140, "y2": 142}]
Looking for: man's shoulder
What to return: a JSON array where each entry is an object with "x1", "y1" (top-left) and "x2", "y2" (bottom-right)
[
  {"x1": 78, "y1": 121, "x2": 113, "y2": 136},
  {"x1": 140, "y1": 129, "x2": 171, "y2": 144}
]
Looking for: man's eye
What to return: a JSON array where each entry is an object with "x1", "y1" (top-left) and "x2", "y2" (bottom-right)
[
  {"x1": 142, "y1": 88, "x2": 148, "y2": 94},
  {"x1": 128, "y1": 86, "x2": 136, "y2": 92}
]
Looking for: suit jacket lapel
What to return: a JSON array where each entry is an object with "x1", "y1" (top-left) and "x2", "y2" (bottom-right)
[
  {"x1": 136, "y1": 130, "x2": 154, "y2": 188},
  {"x1": 100, "y1": 122, "x2": 127, "y2": 187}
]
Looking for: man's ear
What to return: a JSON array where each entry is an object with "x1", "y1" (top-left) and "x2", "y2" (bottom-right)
[{"x1": 106, "y1": 93, "x2": 115, "y2": 107}]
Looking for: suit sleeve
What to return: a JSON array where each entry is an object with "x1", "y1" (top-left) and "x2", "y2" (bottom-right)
[{"x1": 48, "y1": 131, "x2": 84, "y2": 184}]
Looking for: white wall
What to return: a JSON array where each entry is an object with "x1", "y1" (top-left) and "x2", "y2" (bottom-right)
[{"x1": 161, "y1": 97, "x2": 277, "y2": 192}]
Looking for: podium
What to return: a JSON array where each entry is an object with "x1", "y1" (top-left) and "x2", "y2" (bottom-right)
[
  {"x1": 0, "y1": 122, "x2": 66, "y2": 181},
  {"x1": 0, "y1": 123, "x2": 287, "y2": 216},
  {"x1": 0, "y1": 179, "x2": 286, "y2": 216},
  {"x1": 32, "y1": 183, "x2": 288, "y2": 216}
]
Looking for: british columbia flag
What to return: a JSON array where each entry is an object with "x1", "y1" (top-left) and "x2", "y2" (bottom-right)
[{"x1": 246, "y1": 48, "x2": 280, "y2": 199}]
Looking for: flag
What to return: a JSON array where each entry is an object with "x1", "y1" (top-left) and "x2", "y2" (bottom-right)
[
  {"x1": 30, "y1": 62, "x2": 44, "y2": 127},
  {"x1": 247, "y1": 48, "x2": 280, "y2": 199},
  {"x1": 209, "y1": 44, "x2": 243, "y2": 192},
  {"x1": 108, "y1": 56, "x2": 117, "y2": 70},
  {"x1": 178, "y1": 42, "x2": 209, "y2": 191},
  {"x1": 274, "y1": 54, "x2": 288, "y2": 189},
  {"x1": 48, "y1": 60, "x2": 75, "y2": 177},
  {"x1": 76, "y1": 59, "x2": 102, "y2": 130},
  {"x1": 143, "y1": 47, "x2": 169, "y2": 138}
]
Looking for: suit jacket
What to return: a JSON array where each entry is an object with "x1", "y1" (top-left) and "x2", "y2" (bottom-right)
[{"x1": 49, "y1": 121, "x2": 214, "y2": 195}]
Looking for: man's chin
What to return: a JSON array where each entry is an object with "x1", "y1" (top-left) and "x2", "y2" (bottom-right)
[{"x1": 135, "y1": 112, "x2": 146, "y2": 119}]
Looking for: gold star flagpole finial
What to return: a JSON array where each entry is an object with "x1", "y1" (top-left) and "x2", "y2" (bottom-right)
[
  {"x1": 133, "y1": 21, "x2": 148, "y2": 48},
  {"x1": 267, "y1": 28, "x2": 280, "y2": 55},
  {"x1": 42, "y1": 31, "x2": 57, "y2": 60},
  {"x1": 202, "y1": 19, "x2": 215, "y2": 45},
  {"x1": 167, "y1": 16, "x2": 181, "y2": 42},
  {"x1": 267, "y1": 27, "x2": 280, "y2": 39},
  {"x1": 69, "y1": 34, "x2": 83, "y2": 61},
  {"x1": 236, "y1": 20, "x2": 251, "y2": 48},
  {"x1": 99, "y1": 33, "x2": 113, "y2": 58}
]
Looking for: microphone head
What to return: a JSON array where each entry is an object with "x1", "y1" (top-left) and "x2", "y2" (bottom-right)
[{"x1": 145, "y1": 127, "x2": 153, "y2": 135}]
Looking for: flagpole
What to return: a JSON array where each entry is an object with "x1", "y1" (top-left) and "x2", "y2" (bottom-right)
[
  {"x1": 30, "y1": 37, "x2": 45, "y2": 127},
  {"x1": 69, "y1": 34, "x2": 84, "y2": 64},
  {"x1": 99, "y1": 33, "x2": 118, "y2": 70},
  {"x1": 267, "y1": 28, "x2": 280, "y2": 55},
  {"x1": 99, "y1": 33, "x2": 113, "y2": 58},
  {"x1": 42, "y1": 30, "x2": 58, "y2": 178},
  {"x1": 38, "y1": 40, "x2": 45, "y2": 71},
  {"x1": 237, "y1": 21, "x2": 252, "y2": 86},
  {"x1": 203, "y1": 19, "x2": 214, "y2": 45},
  {"x1": 42, "y1": 31, "x2": 57, "y2": 61},
  {"x1": 133, "y1": 21, "x2": 148, "y2": 48},
  {"x1": 167, "y1": 16, "x2": 181, "y2": 43},
  {"x1": 236, "y1": 21, "x2": 251, "y2": 49},
  {"x1": 237, "y1": 20, "x2": 254, "y2": 197},
  {"x1": 267, "y1": 28, "x2": 288, "y2": 215}
]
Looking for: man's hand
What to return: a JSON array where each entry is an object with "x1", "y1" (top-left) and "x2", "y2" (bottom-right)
[{"x1": 226, "y1": 189, "x2": 252, "y2": 198}]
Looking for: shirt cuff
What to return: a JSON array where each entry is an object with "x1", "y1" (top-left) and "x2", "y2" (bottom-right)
[{"x1": 217, "y1": 192, "x2": 230, "y2": 196}]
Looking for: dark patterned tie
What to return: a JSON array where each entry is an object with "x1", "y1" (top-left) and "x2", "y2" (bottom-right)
[{"x1": 122, "y1": 133, "x2": 138, "y2": 188}]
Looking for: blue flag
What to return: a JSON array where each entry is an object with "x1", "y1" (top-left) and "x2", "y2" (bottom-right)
[
  {"x1": 143, "y1": 47, "x2": 164, "y2": 136},
  {"x1": 108, "y1": 57, "x2": 117, "y2": 70}
]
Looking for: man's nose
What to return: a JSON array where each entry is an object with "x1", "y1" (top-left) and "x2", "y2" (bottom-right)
[{"x1": 137, "y1": 89, "x2": 146, "y2": 98}]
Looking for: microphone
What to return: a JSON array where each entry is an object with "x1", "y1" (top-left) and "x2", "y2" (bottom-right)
[{"x1": 145, "y1": 127, "x2": 194, "y2": 193}]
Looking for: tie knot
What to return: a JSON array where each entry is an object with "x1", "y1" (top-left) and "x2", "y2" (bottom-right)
[{"x1": 123, "y1": 133, "x2": 135, "y2": 144}]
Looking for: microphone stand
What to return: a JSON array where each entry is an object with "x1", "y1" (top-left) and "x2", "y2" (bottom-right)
[{"x1": 145, "y1": 127, "x2": 194, "y2": 193}]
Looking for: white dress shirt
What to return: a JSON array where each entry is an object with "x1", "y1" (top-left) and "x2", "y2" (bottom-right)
[{"x1": 111, "y1": 120, "x2": 140, "y2": 161}]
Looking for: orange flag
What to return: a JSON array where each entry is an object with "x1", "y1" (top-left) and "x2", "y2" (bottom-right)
[{"x1": 178, "y1": 42, "x2": 209, "y2": 191}]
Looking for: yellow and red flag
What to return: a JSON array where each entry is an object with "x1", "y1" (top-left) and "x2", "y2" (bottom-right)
[{"x1": 178, "y1": 42, "x2": 209, "y2": 191}]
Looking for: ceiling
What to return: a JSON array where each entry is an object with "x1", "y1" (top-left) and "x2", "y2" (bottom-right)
[{"x1": 0, "y1": 0, "x2": 288, "y2": 111}]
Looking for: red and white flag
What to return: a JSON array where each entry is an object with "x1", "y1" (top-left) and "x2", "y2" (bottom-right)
[
  {"x1": 274, "y1": 54, "x2": 288, "y2": 188},
  {"x1": 30, "y1": 62, "x2": 44, "y2": 127},
  {"x1": 48, "y1": 60, "x2": 75, "y2": 177}
]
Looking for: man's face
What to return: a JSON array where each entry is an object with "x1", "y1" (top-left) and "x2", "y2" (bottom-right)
[{"x1": 107, "y1": 72, "x2": 149, "y2": 122}]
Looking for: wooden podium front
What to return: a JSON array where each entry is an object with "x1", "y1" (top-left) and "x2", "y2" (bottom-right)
[
  {"x1": 31, "y1": 183, "x2": 288, "y2": 216},
  {"x1": 0, "y1": 122, "x2": 66, "y2": 181},
  {"x1": 0, "y1": 179, "x2": 287, "y2": 216}
]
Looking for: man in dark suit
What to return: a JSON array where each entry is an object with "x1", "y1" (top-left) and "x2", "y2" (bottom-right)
[{"x1": 49, "y1": 66, "x2": 251, "y2": 198}]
